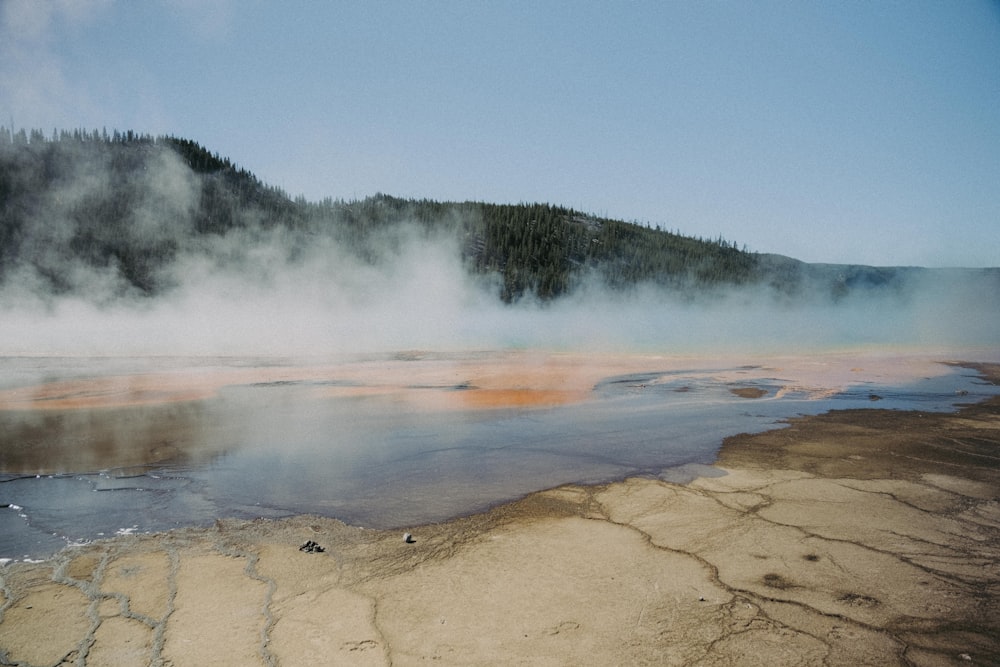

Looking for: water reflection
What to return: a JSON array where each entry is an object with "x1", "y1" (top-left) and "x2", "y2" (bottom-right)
[
  {"x1": 0, "y1": 402, "x2": 220, "y2": 474},
  {"x1": 1, "y1": 353, "x2": 997, "y2": 560}
]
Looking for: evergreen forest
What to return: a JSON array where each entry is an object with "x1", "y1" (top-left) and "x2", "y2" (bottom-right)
[{"x1": 0, "y1": 128, "x2": 968, "y2": 305}]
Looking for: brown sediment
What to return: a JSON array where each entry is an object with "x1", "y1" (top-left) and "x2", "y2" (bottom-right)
[
  {"x1": 729, "y1": 386, "x2": 769, "y2": 399},
  {"x1": 0, "y1": 372, "x2": 242, "y2": 410},
  {"x1": 0, "y1": 352, "x2": 626, "y2": 412},
  {"x1": 0, "y1": 348, "x2": 958, "y2": 412},
  {"x1": 0, "y1": 360, "x2": 997, "y2": 665}
]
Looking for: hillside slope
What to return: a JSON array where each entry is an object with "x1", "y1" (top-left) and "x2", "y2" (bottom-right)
[{"x1": 1, "y1": 129, "x2": 994, "y2": 306}]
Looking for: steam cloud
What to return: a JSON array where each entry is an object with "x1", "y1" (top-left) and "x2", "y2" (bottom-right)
[{"x1": 1, "y1": 144, "x2": 998, "y2": 358}]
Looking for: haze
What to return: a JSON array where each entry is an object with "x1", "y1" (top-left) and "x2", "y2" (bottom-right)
[{"x1": 1, "y1": 143, "x2": 997, "y2": 358}]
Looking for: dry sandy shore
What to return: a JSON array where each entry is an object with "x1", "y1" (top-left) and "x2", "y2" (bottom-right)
[{"x1": 1, "y1": 363, "x2": 998, "y2": 666}]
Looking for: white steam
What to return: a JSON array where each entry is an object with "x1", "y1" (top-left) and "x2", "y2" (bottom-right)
[
  {"x1": 1, "y1": 145, "x2": 998, "y2": 358},
  {"x1": 3, "y1": 249, "x2": 998, "y2": 358}
]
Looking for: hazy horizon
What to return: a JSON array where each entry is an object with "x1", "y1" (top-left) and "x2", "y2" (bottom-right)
[
  {"x1": 3, "y1": 221, "x2": 998, "y2": 358},
  {"x1": 2, "y1": 133, "x2": 998, "y2": 359}
]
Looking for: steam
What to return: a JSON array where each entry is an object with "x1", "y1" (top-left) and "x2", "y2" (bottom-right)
[{"x1": 1, "y1": 144, "x2": 998, "y2": 358}]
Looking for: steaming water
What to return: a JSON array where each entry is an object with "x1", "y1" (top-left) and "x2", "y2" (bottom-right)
[{"x1": 1, "y1": 354, "x2": 998, "y2": 561}]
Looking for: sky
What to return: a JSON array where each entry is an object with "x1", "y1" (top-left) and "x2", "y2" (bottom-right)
[{"x1": 2, "y1": 0, "x2": 999, "y2": 268}]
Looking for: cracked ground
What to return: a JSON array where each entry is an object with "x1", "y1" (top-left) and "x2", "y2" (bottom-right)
[{"x1": 1, "y1": 365, "x2": 998, "y2": 666}]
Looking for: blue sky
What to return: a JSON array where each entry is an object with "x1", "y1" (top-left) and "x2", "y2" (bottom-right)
[{"x1": 2, "y1": 1, "x2": 998, "y2": 267}]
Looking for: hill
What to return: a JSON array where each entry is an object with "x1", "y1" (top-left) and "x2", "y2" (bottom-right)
[{"x1": 0, "y1": 128, "x2": 994, "y2": 306}]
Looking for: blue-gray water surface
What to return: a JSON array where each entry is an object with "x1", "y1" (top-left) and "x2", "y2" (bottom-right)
[{"x1": 1, "y1": 355, "x2": 997, "y2": 561}]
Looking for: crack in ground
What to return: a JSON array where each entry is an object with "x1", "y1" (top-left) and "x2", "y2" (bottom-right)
[
  {"x1": 50, "y1": 547, "x2": 108, "y2": 665},
  {"x1": 210, "y1": 539, "x2": 277, "y2": 667},
  {"x1": 590, "y1": 483, "x2": 987, "y2": 666},
  {"x1": 368, "y1": 596, "x2": 395, "y2": 667},
  {"x1": 587, "y1": 502, "x2": 847, "y2": 663},
  {"x1": 722, "y1": 479, "x2": 998, "y2": 598},
  {"x1": 149, "y1": 541, "x2": 178, "y2": 667}
]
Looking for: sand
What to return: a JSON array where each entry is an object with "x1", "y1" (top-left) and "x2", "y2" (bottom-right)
[{"x1": 0, "y1": 361, "x2": 998, "y2": 666}]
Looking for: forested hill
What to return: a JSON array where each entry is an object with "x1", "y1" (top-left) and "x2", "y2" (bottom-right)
[{"x1": 0, "y1": 129, "x2": 984, "y2": 305}]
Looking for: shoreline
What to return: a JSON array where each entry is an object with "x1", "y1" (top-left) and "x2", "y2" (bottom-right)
[{"x1": 0, "y1": 361, "x2": 998, "y2": 665}]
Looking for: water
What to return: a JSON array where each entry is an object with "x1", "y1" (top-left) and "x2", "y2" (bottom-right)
[{"x1": 1, "y1": 353, "x2": 996, "y2": 561}]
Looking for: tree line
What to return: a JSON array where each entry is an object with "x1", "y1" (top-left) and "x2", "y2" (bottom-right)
[{"x1": 0, "y1": 126, "x2": 839, "y2": 304}]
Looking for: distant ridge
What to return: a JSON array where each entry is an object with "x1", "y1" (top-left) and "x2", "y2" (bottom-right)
[{"x1": 1, "y1": 128, "x2": 996, "y2": 305}]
